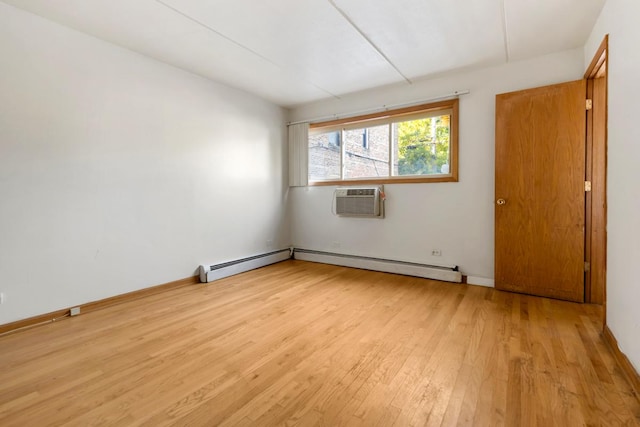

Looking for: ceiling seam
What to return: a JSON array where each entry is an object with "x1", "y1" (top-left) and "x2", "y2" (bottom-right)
[
  {"x1": 500, "y1": 0, "x2": 511, "y2": 62},
  {"x1": 153, "y1": 0, "x2": 341, "y2": 100},
  {"x1": 327, "y1": 0, "x2": 412, "y2": 85}
]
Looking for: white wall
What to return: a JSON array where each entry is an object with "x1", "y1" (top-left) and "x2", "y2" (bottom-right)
[
  {"x1": 585, "y1": 0, "x2": 640, "y2": 372},
  {"x1": 288, "y1": 50, "x2": 585, "y2": 284},
  {"x1": 0, "y1": 3, "x2": 289, "y2": 324}
]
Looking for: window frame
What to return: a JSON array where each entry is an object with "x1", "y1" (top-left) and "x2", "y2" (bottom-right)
[{"x1": 308, "y1": 98, "x2": 459, "y2": 186}]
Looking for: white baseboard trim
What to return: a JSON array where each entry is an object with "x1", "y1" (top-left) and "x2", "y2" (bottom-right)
[
  {"x1": 199, "y1": 249, "x2": 292, "y2": 283},
  {"x1": 294, "y1": 249, "x2": 462, "y2": 283},
  {"x1": 466, "y1": 276, "x2": 495, "y2": 287}
]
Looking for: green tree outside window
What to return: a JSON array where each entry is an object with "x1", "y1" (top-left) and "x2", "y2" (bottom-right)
[{"x1": 397, "y1": 116, "x2": 450, "y2": 175}]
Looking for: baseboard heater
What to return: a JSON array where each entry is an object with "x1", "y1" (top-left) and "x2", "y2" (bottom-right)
[
  {"x1": 293, "y1": 248, "x2": 462, "y2": 283},
  {"x1": 199, "y1": 248, "x2": 292, "y2": 283}
]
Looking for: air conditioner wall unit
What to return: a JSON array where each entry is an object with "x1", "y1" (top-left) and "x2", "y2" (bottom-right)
[{"x1": 334, "y1": 186, "x2": 384, "y2": 218}]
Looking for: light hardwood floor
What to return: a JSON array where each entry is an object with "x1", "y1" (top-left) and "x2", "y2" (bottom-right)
[{"x1": 0, "y1": 260, "x2": 638, "y2": 426}]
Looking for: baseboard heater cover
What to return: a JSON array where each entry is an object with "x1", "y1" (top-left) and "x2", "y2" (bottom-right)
[
  {"x1": 293, "y1": 249, "x2": 462, "y2": 283},
  {"x1": 199, "y1": 248, "x2": 292, "y2": 283}
]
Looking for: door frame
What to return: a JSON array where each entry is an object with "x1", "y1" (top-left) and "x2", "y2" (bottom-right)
[{"x1": 584, "y1": 35, "x2": 608, "y2": 307}]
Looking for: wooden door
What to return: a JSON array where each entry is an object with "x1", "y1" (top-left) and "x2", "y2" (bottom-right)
[{"x1": 495, "y1": 80, "x2": 586, "y2": 302}]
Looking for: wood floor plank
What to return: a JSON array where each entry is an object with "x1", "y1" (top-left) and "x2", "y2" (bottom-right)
[{"x1": 0, "y1": 260, "x2": 638, "y2": 426}]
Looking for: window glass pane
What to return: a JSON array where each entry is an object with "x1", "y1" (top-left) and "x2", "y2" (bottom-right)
[
  {"x1": 344, "y1": 124, "x2": 389, "y2": 179},
  {"x1": 307, "y1": 99, "x2": 458, "y2": 184},
  {"x1": 393, "y1": 114, "x2": 451, "y2": 176},
  {"x1": 308, "y1": 130, "x2": 341, "y2": 181}
]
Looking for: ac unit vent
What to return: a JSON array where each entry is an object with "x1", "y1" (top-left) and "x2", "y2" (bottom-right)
[
  {"x1": 346, "y1": 189, "x2": 375, "y2": 196},
  {"x1": 335, "y1": 186, "x2": 384, "y2": 218}
]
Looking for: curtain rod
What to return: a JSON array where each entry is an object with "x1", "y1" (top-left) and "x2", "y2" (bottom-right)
[{"x1": 287, "y1": 90, "x2": 470, "y2": 126}]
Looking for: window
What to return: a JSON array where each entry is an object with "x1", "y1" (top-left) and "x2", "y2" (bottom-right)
[{"x1": 308, "y1": 99, "x2": 458, "y2": 185}]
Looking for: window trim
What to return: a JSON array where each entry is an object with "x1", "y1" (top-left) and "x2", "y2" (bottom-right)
[{"x1": 308, "y1": 98, "x2": 459, "y2": 186}]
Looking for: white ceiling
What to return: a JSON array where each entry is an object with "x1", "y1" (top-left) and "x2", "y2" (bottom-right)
[{"x1": 3, "y1": 0, "x2": 605, "y2": 107}]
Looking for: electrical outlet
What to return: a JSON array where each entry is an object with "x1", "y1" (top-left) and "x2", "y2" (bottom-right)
[
  {"x1": 266, "y1": 239, "x2": 274, "y2": 248},
  {"x1": 331, "y1": 241, "x2": 341, "y2": 249},
  {"x1": 431, "y1": 249, "x2": 442, "y2": 256},
  {"x1": 0, "y1": 292, "x2": 5, "y2": 304},
  {"x1": 70, "y1": 307, "x2": 81, "y2": 316}
]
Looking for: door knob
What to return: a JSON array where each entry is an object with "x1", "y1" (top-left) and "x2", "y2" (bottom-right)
[{"x1": 496, "y1": 198, "x2": 506, "y2": 205}]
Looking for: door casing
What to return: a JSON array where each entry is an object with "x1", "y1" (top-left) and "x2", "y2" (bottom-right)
[{"x1": 584, "y1": 35, "x2": 608, "y2": 306}]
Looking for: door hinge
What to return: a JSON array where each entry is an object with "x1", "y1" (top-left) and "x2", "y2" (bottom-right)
[
  {"x1": 584, "y1": 262, "x2": 590, "y2": 272},
  {"x1": 585, "y1": 181, "x2": 592, "y2": 192},
  {"x1": 586, "y1": 99, "x2": 593, "y2": 110}
]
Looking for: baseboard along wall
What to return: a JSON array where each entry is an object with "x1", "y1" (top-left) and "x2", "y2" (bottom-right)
[
  {"x1": 0, "y1": 275, "x2": 199, "y2": 336},
  {"x1": 603, "y1": 325, "x2": 640, "y2": 402},
  {"x1": 0, "y1": 248, "x2": 486, "y2": 334}
]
